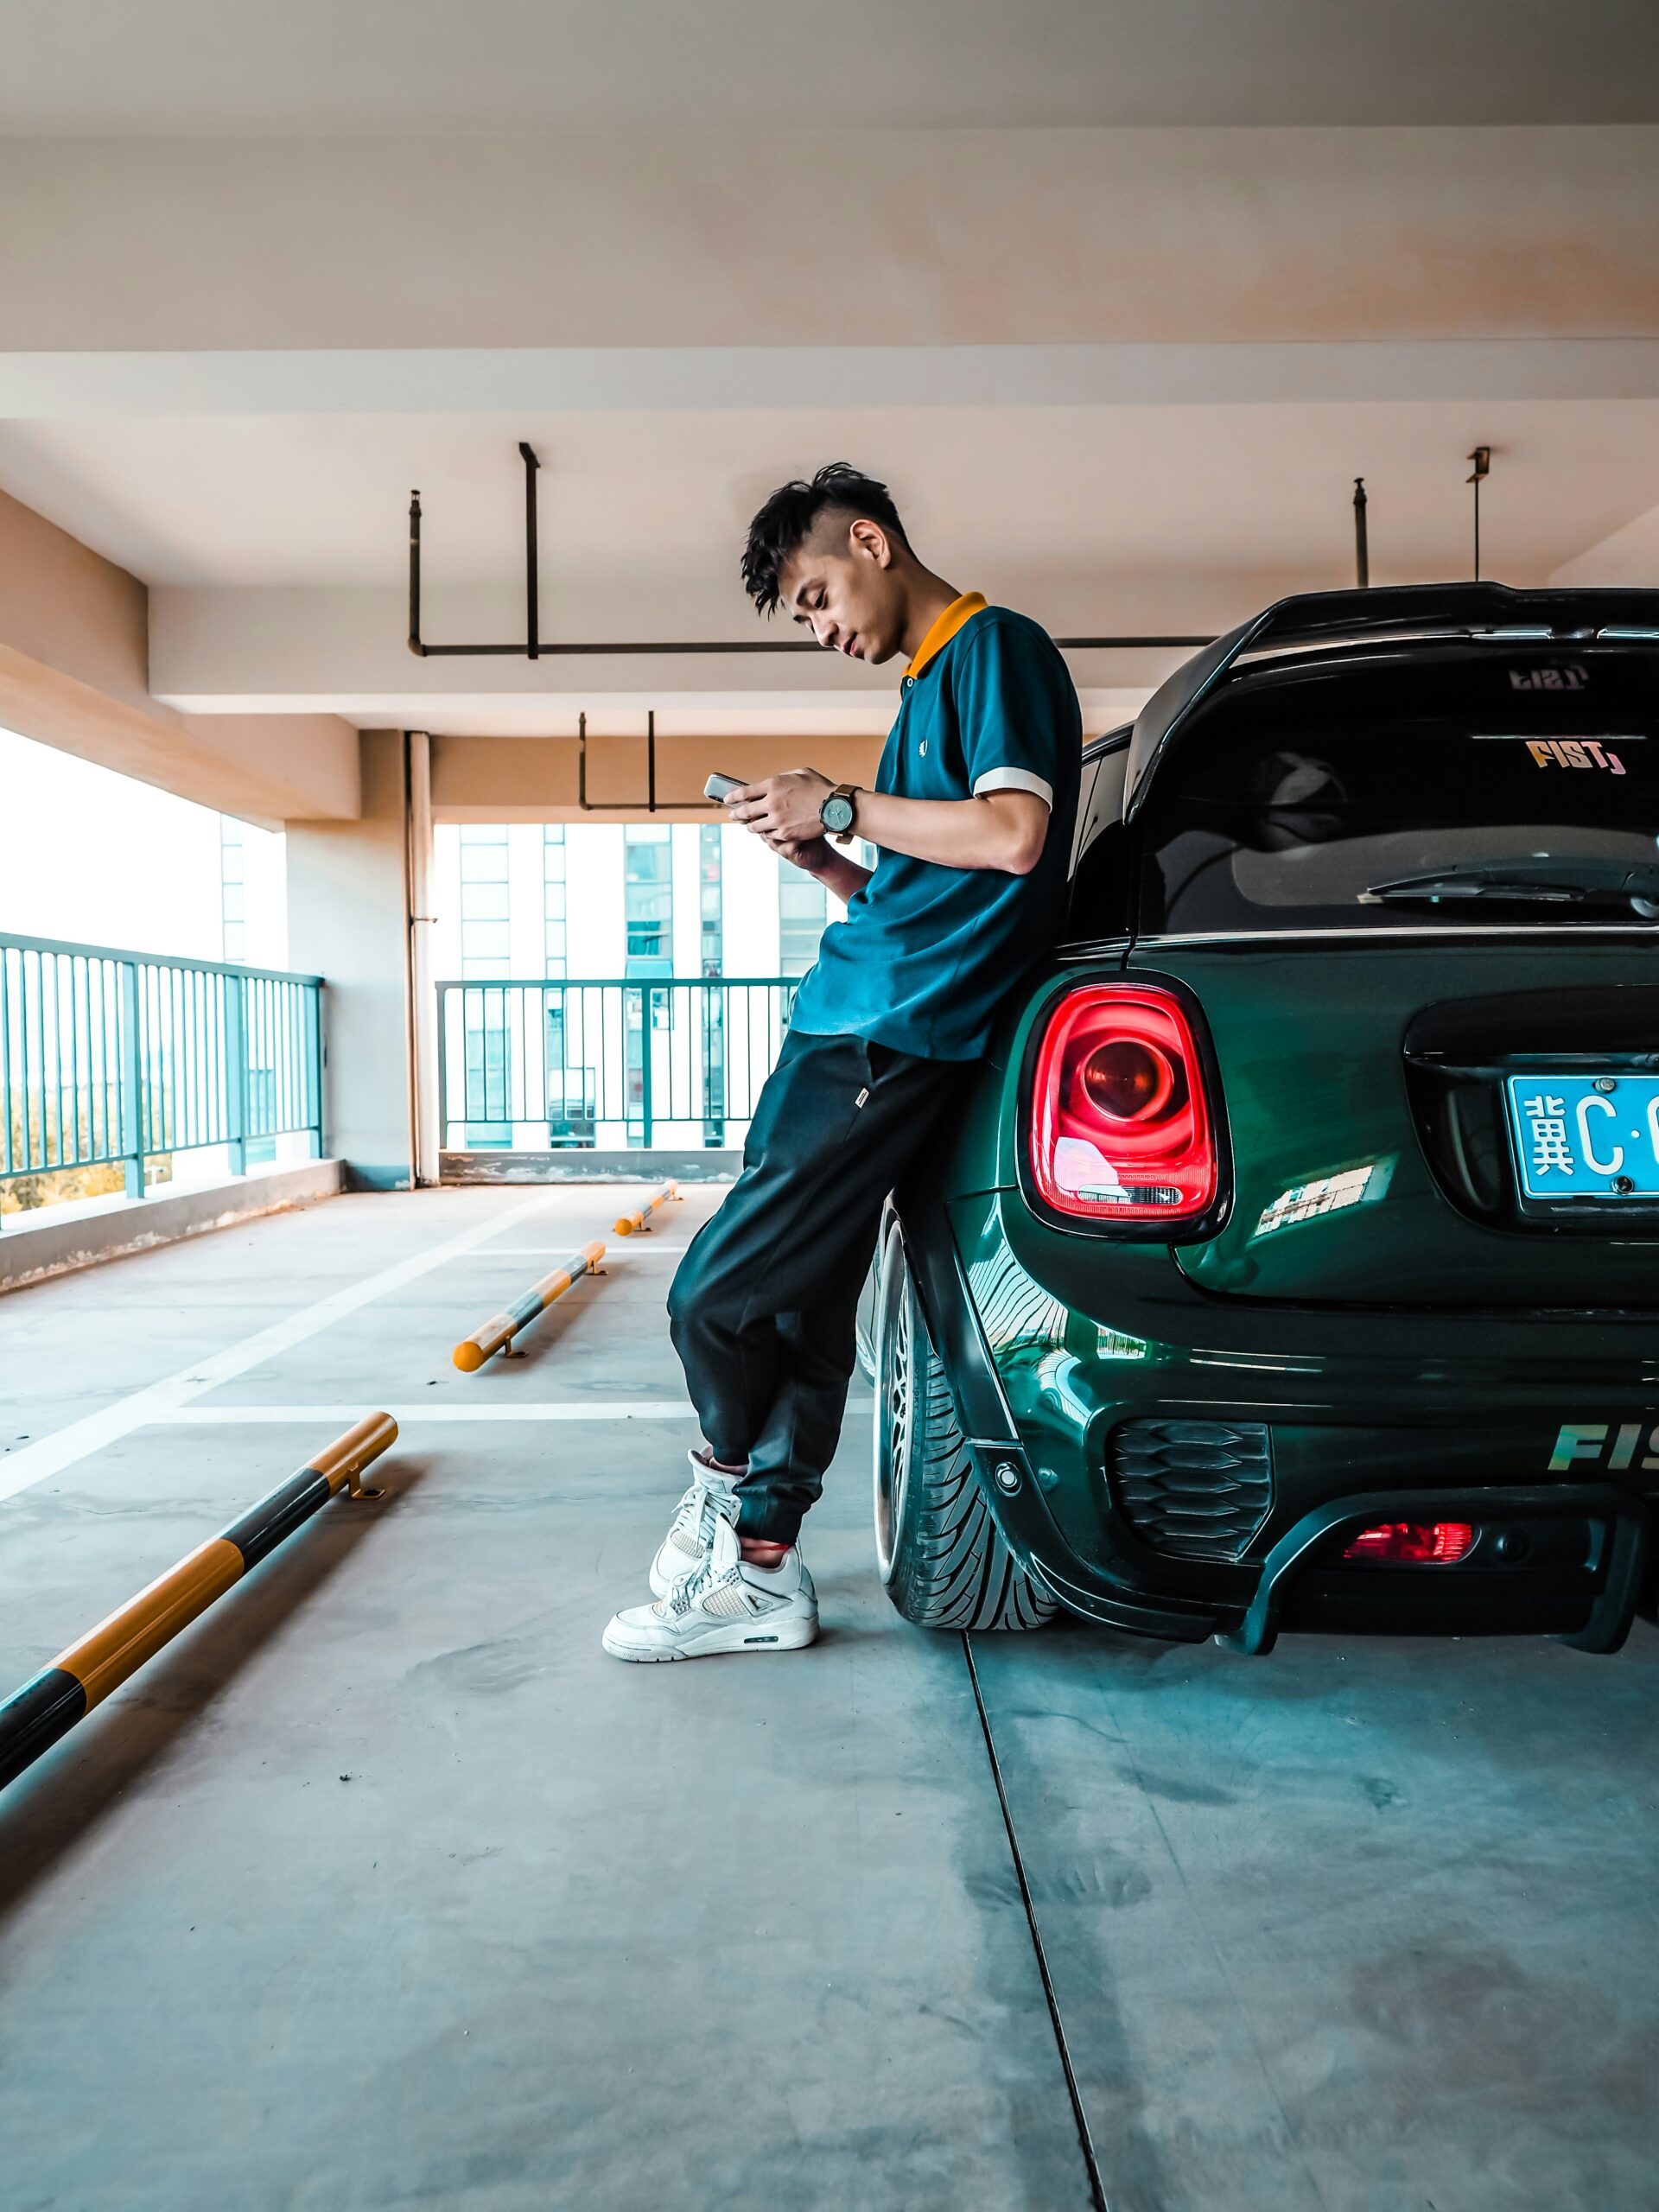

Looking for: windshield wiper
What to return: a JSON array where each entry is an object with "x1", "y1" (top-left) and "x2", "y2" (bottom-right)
[{"x1": 1362, "y1": 857, "x2": 1659, "y2": 917}]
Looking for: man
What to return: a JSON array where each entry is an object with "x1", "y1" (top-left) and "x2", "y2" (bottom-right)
[{"x1": 602, "y1": 463, "x2": 1081, "y2": 1662}]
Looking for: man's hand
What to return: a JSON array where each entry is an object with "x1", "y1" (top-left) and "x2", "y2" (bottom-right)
[
  {"x1": 724, "y1": 773, "x2": 870, "y2": 899},
  {"x1": 728, "y1": 769, "x2": 834, "y2": 848},
  {"x1": 768, "y1": 831, "x2": 835, "y2": 874},
  {"x1": 726, "y1": 767, "x2": 1046, "y2": 877}
]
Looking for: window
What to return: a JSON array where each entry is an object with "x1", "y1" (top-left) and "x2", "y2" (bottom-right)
[
  {"x1": 461, "y1": 880, "x2": 510, "y2": 921},
  {"x1": 699, "y1": 823, "x2": 722, "y2": 977},
  {"x1": 543, "y1": 825, "x2": 567, "y2": 977},
  {"x1": 1133, "y1": 650, "x2": 1659, "y2": 938},
  {"x1": 626, "y1": 840, "x2": 671, "y2": 881},
  {"x1": 459, "y1": 828, "x2": 515, "y2": 977},
  {"x1": 461, "y1": 919, "x2": 512, "y2": 962},
  {"x1": 219, "y1": 818, "x2": 245, "y2": 961},
  {"x1": 624, "y1": 824, "x2": 674, "y2": 978},
  {"x1": 462, "y1": 998, "x2": 512, "y2": 1148},
  {"x1": 779, "y1": 867, "x2": 829, "y2": 976},
  {"x1": 460, "y1": 844, "x2": 510, "y2": 883},
  {"x1": 699, "y1": 823, "x2": 727, "y2": 1139}
]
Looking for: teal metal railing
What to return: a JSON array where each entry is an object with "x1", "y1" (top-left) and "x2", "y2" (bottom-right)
[
  {"x1": 437, "y1": 976, "x2": 798, "y2": 1152},
  {"x1": 1, "y1": 931, "x2": 323, "y2": 1207}
]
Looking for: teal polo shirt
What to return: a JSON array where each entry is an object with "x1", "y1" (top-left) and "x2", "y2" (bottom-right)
[{"x1": 788, "y1": 594, "x2": 1082, "y2": 1063}]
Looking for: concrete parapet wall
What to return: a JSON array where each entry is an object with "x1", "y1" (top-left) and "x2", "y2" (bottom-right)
[
  {"x1": 440, "y1": 1149, "x2": 738, "y2": 1184},
  {"x1": 0, "y1": 1158, "x2": 346, "y2": 1291}
]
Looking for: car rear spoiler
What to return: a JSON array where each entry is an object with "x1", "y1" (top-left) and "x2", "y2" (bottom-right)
[{"x1": 1122, "y1": 582, "x2": 1659, "y2": 820}]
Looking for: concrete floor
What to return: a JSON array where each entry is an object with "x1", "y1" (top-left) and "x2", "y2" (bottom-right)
[{"x1": 1, "y1": 1186, "x2": 1656, "y2": 2212}]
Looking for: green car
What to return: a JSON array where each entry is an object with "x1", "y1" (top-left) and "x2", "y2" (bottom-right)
[{"x1": 866, "y1": 582, "x2": 1659, "y2": 1653}]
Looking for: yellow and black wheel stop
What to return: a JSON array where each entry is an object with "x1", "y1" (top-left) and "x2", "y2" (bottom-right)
[
  {"x1": 453, "y1": 1239, "x2": 606, "y2": 1370},
  {"x1": 614, "y1": 1181, "x2": 681, "y2": 1236},
  {"x1": 0, "y1": 1413, "x2": 396, "y2": 1792}
]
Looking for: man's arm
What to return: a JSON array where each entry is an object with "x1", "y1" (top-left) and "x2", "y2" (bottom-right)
[
  {"x1": 732, "y1": 771, "x2": 1048, "y2": 877},
  {"x1": 810, "y1": 843, "x2": 874, "y2": 902}
]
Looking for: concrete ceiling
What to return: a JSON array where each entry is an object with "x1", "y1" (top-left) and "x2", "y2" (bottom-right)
[
  {"x1": 1, "y1": 401, "x2": 1654, "y2": 596},
  {"x1": 2, "y1": 0, "x2": 1656, "y2": 131},
  {"x1": 6, "y1": 378, "x2": 1658, "y2": 742},
  {"x1": 2, "y1": 20, "x2": 1655, "y2": 809}
]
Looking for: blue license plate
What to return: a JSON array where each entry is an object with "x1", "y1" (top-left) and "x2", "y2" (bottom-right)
[{"x1": 1505, "y1": 1074, "x2": 1659, "y2": 1200}]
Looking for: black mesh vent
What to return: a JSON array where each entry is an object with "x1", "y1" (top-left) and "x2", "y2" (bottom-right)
[{"x1": 1109, "y1": 1420, "x2": 1274, "y2": 1562}]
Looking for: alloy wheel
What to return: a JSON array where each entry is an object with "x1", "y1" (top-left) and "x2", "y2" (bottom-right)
[{"x1": 872, "y1": 1221, "x2": 912, "y2": 1583}]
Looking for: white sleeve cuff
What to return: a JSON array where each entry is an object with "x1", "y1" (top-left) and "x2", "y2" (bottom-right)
[{"x1": 973, "y1": 766, "x2": 1053, "y2": 809}]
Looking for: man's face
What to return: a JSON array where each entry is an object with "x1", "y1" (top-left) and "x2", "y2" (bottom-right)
[{"x1": 779, "y1": 516, "x2": 907, "y2": 666}]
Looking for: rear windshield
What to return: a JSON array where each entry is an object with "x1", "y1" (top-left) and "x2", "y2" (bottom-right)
[{"x1": 1135, "y1": 647, "x2": 1659, "y2": 935}]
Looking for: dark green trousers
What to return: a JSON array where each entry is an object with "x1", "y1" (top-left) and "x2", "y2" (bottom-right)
[{"x1": 665, "y1": 1027, "x2": 962, "y2": 1543}]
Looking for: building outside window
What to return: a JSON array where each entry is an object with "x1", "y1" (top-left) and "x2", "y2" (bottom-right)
[
  {"x1": 219, "y1": 817, "x2": 277, "y2": 1163},
  {"x1": 541, "y1": 823, "x2": 590, "y2": 1144},
  {"x1": 432, "y1": 816, "x2": 836, "y2": 1154},
  {"x1": 458, "y1": 825, "x2": 512, "y2": 978},
  {"x1": 219, "y1": 818, "x2": 245, "y2": 962},
  {"x1": 543, "y1": 824, "x2": 567, "y2": 979},
  {"x1": 623, "y1": 824, "x2": 674, "y2": 976},
  {"x1": 459, "y1": 824, "x2": 512, "y2": 1147},
  {"x1": 698, "y1": 823, "x2": 723, "y2": 978},
  {"x1": 623, "y1": 824, "x2": 674, "y2": 1137},
  {"x1": 778, "y1": 865, "x2": 829, "y2": 976},
  {"x1": 699, "y1": 822, "x2": 725, "y2": 1142}
]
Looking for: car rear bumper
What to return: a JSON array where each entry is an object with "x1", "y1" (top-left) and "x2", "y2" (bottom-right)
[
  {"x1": 902, "y1": 1189, "x2": 1659, "y2": 1651},
  {"x1": 1219, "y1": 1482, "x2": 1649, "y2": 1654},
  {"x1": 962, "y1": 1424, "x2": 1653, "y2": 1655}
]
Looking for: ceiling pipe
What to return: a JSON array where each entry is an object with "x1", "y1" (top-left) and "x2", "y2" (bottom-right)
[
  {"x1": 1466, "y1": 446, "x2": 1491, "y2": 582},
  {"x1": 1352, "y1": 477, "x2": 1369, "y2": 588},
  {"x1": 406, "y1": 442, "x2": 1211, "y2": 659},
  {"x1": 576, "y1": 711, "x2": 722, "y2": 814},
  {"x1": 522, "y1": 442, "x2": 540, "y2": 660}
]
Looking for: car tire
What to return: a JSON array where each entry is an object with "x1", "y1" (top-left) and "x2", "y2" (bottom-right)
[{"x1": 872, "y1": 1217, "x2": 1057, "y2": 1632}]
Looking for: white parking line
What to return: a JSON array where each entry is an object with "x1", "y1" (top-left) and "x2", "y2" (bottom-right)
[
  {"x1": 165, "y1": 1402, "x2": 695, "y2": 1424},
  {"x1": 446, "y1": 1246, "x2": 636, "y2": 1258},
  {"x1": 0, "y1": 1193, "x2": 563, "y2": 1503}
]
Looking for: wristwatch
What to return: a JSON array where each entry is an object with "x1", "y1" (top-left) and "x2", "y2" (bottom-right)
[{"x1": 819, "y1": 782, "x2": 861, "y2": 845}]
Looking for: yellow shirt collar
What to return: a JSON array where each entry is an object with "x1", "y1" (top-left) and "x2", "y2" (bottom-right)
[{"x1": 905, "y1": 592, "x2": 988, "y2": 681}]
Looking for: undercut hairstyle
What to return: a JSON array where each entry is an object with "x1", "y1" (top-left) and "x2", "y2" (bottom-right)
[{"x1": 741, "y1": 462, "x2": 910, "y2": 617}]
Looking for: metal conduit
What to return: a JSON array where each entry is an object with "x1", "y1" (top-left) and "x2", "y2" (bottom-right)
[{"x1": 407, "y1": 443, "x2": 1211, "y2": 660}]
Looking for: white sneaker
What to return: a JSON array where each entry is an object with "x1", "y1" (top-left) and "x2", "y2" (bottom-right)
[
  {"x1": 603, "y1": 1513, "x2": 819, "y2": 1663},
  {"x1": 648, "y1": 1448, "x2": 742, "y2": 1599}
]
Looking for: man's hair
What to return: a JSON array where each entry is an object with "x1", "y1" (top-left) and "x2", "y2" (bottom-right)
[{"x1": 741, "y1": 462, "x2": 909, "y2": 617}]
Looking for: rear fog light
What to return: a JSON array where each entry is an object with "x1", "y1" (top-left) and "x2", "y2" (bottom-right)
[{"x1": 1342, "y1": 1521, "x2": 1478, "y2": 1564}]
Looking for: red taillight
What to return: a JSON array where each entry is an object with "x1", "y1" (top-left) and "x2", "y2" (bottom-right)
[
  {"x1": 1342, "y1": 1522, "x2": 1477, "y2": 1565},
  {"x1": 1028, "y1": 985, "x2": 1219, "y2": 1224}
]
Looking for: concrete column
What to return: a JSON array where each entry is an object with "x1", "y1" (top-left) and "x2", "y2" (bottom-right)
[{"x1": 285, "y1": 728, "x2": 429, "y2": 1191}]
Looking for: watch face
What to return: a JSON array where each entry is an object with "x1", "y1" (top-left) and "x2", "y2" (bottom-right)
[{"x1": 823, "y1": 795, "x2": 855, "y2": 833}]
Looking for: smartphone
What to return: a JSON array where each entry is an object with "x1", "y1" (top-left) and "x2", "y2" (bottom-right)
[{"x1": 703, "y1": 772, "x2": 745, "y2": 803}]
